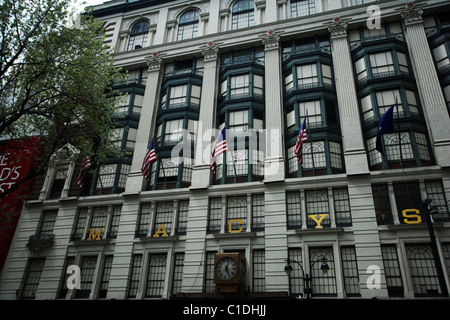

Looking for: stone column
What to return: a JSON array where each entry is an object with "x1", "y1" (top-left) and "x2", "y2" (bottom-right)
[
  {"x1": 400, "y1": 2, "x2": 450, "y2": 167},
  {"x1": 259, "y1": 30, "x2": 289, "y2": 293},
  {"x1": 191, "y1": 41, "x2": 220, "y2": 189},
  {"x1": 124, "y1": 52, "x2": 164, "y2": 194},
  {"x1": 260, "y1": 30, "x2": 285, "y2": 183},
  {"x1": 326, "y1": 18, "x2": 369, "y2": 176}
]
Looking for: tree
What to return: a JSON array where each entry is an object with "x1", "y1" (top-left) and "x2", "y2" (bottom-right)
[{"x1": 0, "y1": 0, "x2": 126, "y2": 201}]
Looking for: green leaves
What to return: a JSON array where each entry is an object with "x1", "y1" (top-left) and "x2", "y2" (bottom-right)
[{"x1": 0, "y1": 0, "x2": 126, "y2": 198}]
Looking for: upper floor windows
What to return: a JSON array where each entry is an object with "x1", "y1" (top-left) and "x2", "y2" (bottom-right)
[
  {"x1": 127, "y1": 20, "x2": 150, "y2": 51},
  {"x1": 177, "y1": 10, "x2": 199, "y2": 41},
  {"x1": 232, "y1": 0, "x2": 255, "y2": 30},
  {"x1": 290, "y1": 0, "x2": 316, "y2": 18}
]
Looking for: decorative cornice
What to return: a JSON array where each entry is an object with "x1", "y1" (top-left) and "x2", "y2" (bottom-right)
[
  {"x1": 398, "y1": 1, "x2": 425, "y2": 26},
  {"x1": 200, "y1": 41, "x2": 221, "y2": 62},
  {"x1": 325, "y1": 17, "x2": 351, "y2": 40},
  {"x1": 145, "y1": 52, "x2": 165, "y2": 71},
  {"x1": 259, "y1": 30, "x2": 283, "y2": 51}
]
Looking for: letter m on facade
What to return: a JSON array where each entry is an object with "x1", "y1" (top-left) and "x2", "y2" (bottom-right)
[{"x1": 87, "y1": 228, "x2": 103, "y2": 240}]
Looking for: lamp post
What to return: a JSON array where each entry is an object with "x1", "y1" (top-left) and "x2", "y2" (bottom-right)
[
  {"x1": 422, "y1": 198, "x2": 449, "y2": 297},
  {"x1": 284, "y1": 257, "x2": 329, "y2": 299}
]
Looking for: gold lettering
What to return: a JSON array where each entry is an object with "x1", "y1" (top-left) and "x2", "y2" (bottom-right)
[
  {"x1": 153, "y1": 224, "x2": 168, "y2": 237},
  {"x1": 402, "y1": 209, "x2": 422, "y2": 224},
  {"x1": 87, "y1": 228, "x2": 103, "y2": 240},
  {"x1": 308, "y1": 214, "x2": 328, "y2": 229},
  {"x1": 228, "y1": 219, "x2": 243, "y2": 233}
]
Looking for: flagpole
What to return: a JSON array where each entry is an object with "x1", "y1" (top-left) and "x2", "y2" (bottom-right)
[
  {"x1": 305, "y1": 108, "x2": 315, "y2": 176},
  {"x1": 396, "y1": 96, "x2": 403, "y2": 169}
]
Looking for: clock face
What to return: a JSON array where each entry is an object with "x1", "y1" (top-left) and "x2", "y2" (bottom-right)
[{"x1": 215, "y1": 257, "x2": 238, "y2": 280}]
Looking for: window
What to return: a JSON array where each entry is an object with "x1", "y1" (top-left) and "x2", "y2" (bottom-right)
[
  {"x1": 297, "y1": 64, "x2": 318, "y2": 87},
  {"x1": 309, "y1": 247, "x2": 336, "y2": 296},
  {"x1": 433, "y1": 44, "x2": 449, "y2": 70},
  {"x1": 384, "y1": 132, "x2": 414, "y2": 161},
  {"x1": 232, "y1": 0, "x2": 255, "y2": 30},
  {"x1": 369, "y1": 51, "x2": 394, "y2": 76},
  {"x1": 415, "y1": 132, "x2": 431, "y2": 161},
  {"x1": 322, "y1": 64, "x2": 333, "y2": 86},
  {"x1": 128, "y1": 254, "x2": 143, "y2": 298},
  {"x1": 372, "y1": 184, "x2": 393, "y2": 225},
  {"x1": 333, "y1": 188, "x2": 352, "y2": 227},
  {"x1": 298, "y1": 100, "x2": 321, "y2": 128},
  {"x1": 329, "y1": 141, "x2": 343, "y2": 169},
  {"x1": 227, "y1": 149, "x2": 248, "y2": 175},
  {"x1": 207, "y1": 198, "x2": 222, "y2": 234},
  {"x1": 153, "y1": 202, "x2": 174, "y2": 236},
  {"x1": 176, "y1": 200, "x2": 189, "y2": 235},
  {"x1": 136, "y1": 203, "x2": 152, "y2": 237},
  {"x1": 376, "y1": 90, "x2": 403, "y2": 118},
  {"x1": 288, "y1": 248, "x2": 304, "y2": 296},
  {"x1": 49, "y1": 165, "x2": 68, "y2": 199},
  {"x1": 38, "y1": 211, "x2": 57, "y2": 236},
  {"x1": 89, "y1": 206, "x2": 108, "y2": 239},
  {"x1": 397, "y1": 52, "x2": 409, "y2": 73},
  {"x1": 98, "y1": 256, "x2": 113, "y2": 299},
  {"x1": 251, "y1": 194, "x2": 264, "y2": 231},
  {"x1": 145, "y1": 254, "x2": 167, "y2": 298},
  {"x1": 306, "y1": 189, "x2": 330, "y2": 228},
  {"x1": 229, "y1": 110, "x2": 249, "y2": 133},
  {"x1": 253, "y1": 250, "x2": 265, "y2": 292},
  {"x1": 128, "y1": 20, "x2": 150, "y2": 50},
  {"x1": 230, "y1": 74, "x2": 250, "y2": 98},
  {"x1": 425, "y1": 180, "x2": 449, "y2": 221},
  {"x1": 75, "y1": 256, "x2": 98, "y2": 299},
  {"x1": 21, "y1": 259, "x2": 45, "y2": 299},
  {"x1": 367, "y1": 136, "x2": 382, "y2": 167},
  {"x1": 72, "y1": 208, "x2": 88, "y2": 240},
  {"x1": 169, "y1": 85, "x2": 188, "y2": 108},
  {"x1": 204, "y1": 252, "x2": 217, "y2": 293},
  {"x1": 172, "y1": 253, "x2": 185, "y2": 296},
  {"x1": 177, "y1": 10, "x2": 199, "y2": 41},
  {"x1": 107, "y1": 206, "x2": 121, "y2": 239},
  {"x1": 97, "y1": 164, "x2": 117, "y2": 189},
  {"x1": 164, "y1": 119, "x2": 183, "y2": 142},
  {"x1": 291, "y1": 0, "x2": 316, "y2": 18},
  {"x1": 341, "y1": 247, "x2": 360, "y2": 297},
  {"x1": 227, "y1": 196, "x2": 247, "y2": 233},
  {"x1": 303, "y1": 141, "x2": 326, "y2": 169},
  {"x1": 286, "y1": 191, "x2": 302, "y2": 230},
  {"x1": 406, "y1": 245, "x2": 442, "y2": 297},
  {"x1": 381, "y1": 245, "x2": 404, "y2": 297},
  {"x1": 393, "y1": 182, "x2": 422, "y2": 224},
  {"x1": 355, "y1": 57, "x2": 367, "y2": 81}
]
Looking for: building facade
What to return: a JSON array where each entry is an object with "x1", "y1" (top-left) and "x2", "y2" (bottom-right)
[{"x1": 1, "y1": 0, "x2": 450, "y2": 299}]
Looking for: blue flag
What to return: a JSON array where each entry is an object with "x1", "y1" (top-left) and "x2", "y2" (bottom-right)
[{"x1": 375, "y1": 105, "x2": 395, "y2": 155}]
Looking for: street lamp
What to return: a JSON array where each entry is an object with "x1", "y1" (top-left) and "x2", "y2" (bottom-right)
[{"x1": 284, "y1": 257, "x2": 329, "y2": 299}]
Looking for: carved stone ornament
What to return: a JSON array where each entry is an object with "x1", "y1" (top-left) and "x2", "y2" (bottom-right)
[
  {"x1": 146, "y1": 52, "x2": 165, "y2": 71},
  {"x1": 200, "y1": 41, "x2": 221, "y2": 61},
  {"x1": 399, "y1": 2, "x2": 424, "y2": 26},
  {"x1": 325, "y1": 17, "x2": 351, "y2": 40},
  {"x1": 259, "y1": 30, "x2": 282, "y2": 51}
]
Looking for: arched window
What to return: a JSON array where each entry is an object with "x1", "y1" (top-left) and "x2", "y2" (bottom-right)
[
  {"x1": 177, "y1": 10, "x2": 199, "y2": 41},
  {"x1": 232, "y1": 0, "x2": 255, "y2": 30},
  {"x1": 127, "y1": 20, "x2": 150, "y2": 50}
]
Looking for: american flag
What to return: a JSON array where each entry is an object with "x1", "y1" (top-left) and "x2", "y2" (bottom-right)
[
  {"x1": 210, "y1": 128, "x2": 228, "y2": 173},
  {"x1": 141, "y1": 138, "x2": 157, "y2": 180},
  {"x1": 76, "y1": 156, "x2": 92, "y2": 189},
  {"x1": 294, "y1": 118, "x2": 308, "y2": 165}
]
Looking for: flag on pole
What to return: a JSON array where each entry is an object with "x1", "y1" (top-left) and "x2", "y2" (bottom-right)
[
  {"x1": 294, "y1": 118, "x2": 308, "y2": 165},
  {"x1": 141, "y1": 138, "x2": 157, "y2": 180},
  {"x1": 375, "y1": 105, "x2": 395, "y2": 155},
  {"x1": 76, "y1": 156, "x2": 92, "y2": 189},
  {"x1": 210, "y1": 127, "x2": 228, "y2": 173}
]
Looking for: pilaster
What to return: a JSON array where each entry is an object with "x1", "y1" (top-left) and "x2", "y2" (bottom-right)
[
  {"x1": 191, "y1": 41, "x2": 221, "y2": 189},
  {"x1": 400, "y1": 2, "x2": 450, "y2": 167},
  {"x1": 260, "y1": 30, "x2": 286, "y2": 183},
  {"x1": 125, "y1": 52, "x2": 164, "y2": 193},
  {"x1": 326, "y1": 18, "x2": 369, "y2": 176}
]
